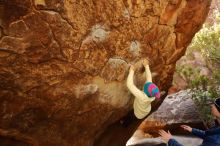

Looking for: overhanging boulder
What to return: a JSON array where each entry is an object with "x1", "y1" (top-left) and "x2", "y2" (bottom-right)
[{"x1": 0, "y1": 0, "x2": 211, "y2": 146}]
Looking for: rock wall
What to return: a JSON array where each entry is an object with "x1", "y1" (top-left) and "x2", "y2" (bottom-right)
[
  {"x1": 0, "y1": 0, "x2": 211, "y2": 146},
  {"x1": 127, "y1": 90, "x2": 204, "y2": 146},
  {"x1": 139, "y1": 90, "x2": 203, "y2": 137}
]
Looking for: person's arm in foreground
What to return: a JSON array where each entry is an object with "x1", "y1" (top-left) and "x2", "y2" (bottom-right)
[
  {"x1": 181, "y1": 125, "x2": 206, "y2": 139},
  {"x1": 159, "y1": 130, "x2": 183, "y2": 146}
]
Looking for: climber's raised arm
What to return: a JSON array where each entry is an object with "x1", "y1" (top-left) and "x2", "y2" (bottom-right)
[
  {"x1": 142, "y1": 59, "x2": 160, "y2": 99},
  {"x1": 126, "y1": 61, "x2": 161, "y2": 119},
  {"x1": 127, "y1": 65, "x2": 147, "y2": 101},
  {"x1": 142, "y1": 59, "x2": 152, "y2": 83}
]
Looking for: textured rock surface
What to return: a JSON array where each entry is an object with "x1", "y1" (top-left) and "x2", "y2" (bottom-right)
[
  {"x1": 139, "y1": 90, "x2": 204, "y2": 137},
  {"x1": 127, "y1": 135, "x2": 202, "y2": 146},
  {"x1": 142, "y1": 90, "x2": 202, "y2": 126},
  {"x1": 127, "y1": 90, "x2": 204, "y2": 146},
  {"x1": 0, "y1": 0, "x2": 211, "y2": 146}
]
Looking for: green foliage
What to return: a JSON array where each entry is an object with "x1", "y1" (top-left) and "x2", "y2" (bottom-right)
[
  {"x1": 213, "y1": 69, "x2": 220, "y2": 84},
  {"x1": 191, "y1": 75, "x2": 209, "y2": 90},
  {"x1": 176, "y1": 11, "x2": 220, "y2": 127},
  {"x1": 176, "y1": 65, "x2": 200, "y2": 86},
  {"x1": 189, "y1": 72, "x2": 218, "y2": 127},
  {"x1": 191, "y1": 89, "x2": 213, "y2": 127},
  {"x1": 188, "y1": 11, "x2": 220, "y2": 67}
]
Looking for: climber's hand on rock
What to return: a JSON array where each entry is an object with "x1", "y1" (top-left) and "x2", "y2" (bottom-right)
[
  {"x1": 181, "y1": 125, "x2": 192, "y2": 132},
  {"x1": 142, "y1": 59, "x2": 149, "y2": 67},
  {"x1": 129, "y1": 64, "x2": 135, "y2": 72},
  {"x1": 159, "y1": 130, "x2": 172, "y2": 143}
]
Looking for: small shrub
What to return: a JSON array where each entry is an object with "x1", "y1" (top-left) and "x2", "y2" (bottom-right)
[{"x1": 175, "y1": 11, "x2": 220, "y2": 127}]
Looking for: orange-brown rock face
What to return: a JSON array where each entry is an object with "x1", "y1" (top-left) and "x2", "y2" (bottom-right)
[{"x1": 0, "y1": 0, "x2": 211, "y2": 146}]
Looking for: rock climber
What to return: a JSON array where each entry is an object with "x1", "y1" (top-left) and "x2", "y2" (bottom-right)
[
  {"x1": 126, "y1": 59, "x2": 161, "y2": 119},
  {"x1": 159, "y1": 97, "x2": 220, "y2": 146}
]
